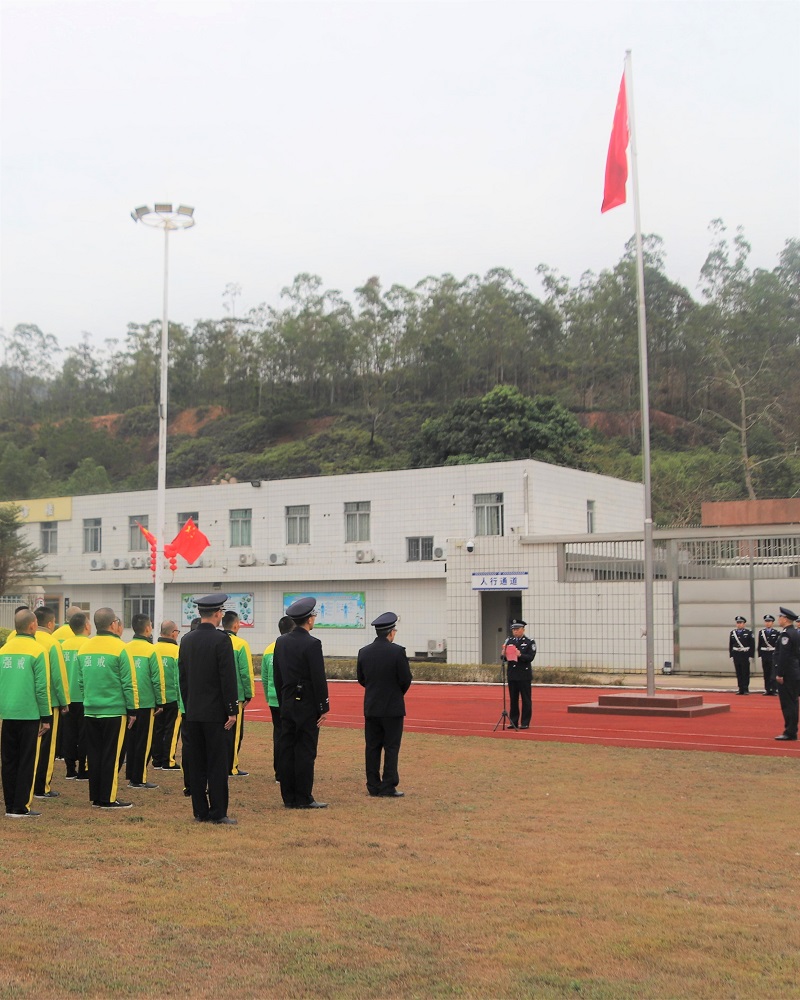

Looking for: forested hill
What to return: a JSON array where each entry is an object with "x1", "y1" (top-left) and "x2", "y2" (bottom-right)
[{"x1": 1, "y1": 224, "x2": 798, "y2": 527}]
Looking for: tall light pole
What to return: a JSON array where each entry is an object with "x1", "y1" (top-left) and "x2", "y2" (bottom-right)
[{"x1": 131, "y1": 203, "x2": 195, "y2": 630}]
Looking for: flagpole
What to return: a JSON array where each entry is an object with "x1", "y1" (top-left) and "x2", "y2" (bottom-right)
[{"x1": 624, "y1": 50, "x2": 656, "y2": 696}]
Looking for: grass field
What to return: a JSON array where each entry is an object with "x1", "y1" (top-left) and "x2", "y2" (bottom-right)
[{"x1": 2, "y1": 722, "x2": 799, "y2": 999}]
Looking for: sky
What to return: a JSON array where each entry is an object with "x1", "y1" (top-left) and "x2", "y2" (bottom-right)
[{"x1": 1, "y1": 0, "x2": 798, "y2": 351}]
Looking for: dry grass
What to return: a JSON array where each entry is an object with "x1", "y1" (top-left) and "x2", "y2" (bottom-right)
[{"x1": 1, "y1": 724, "x2": 799, "y2": 999}]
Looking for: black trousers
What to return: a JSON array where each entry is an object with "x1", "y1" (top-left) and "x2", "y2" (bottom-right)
[
  {"x1": 364, "y1": 716, "x2": 404, "y2": 795},
  {"x1": 84, "y1": 715, "x2": 127, "y2": 805},
  {"x1": 278, "y1": 708, "x2": 320, "y2": 807},
  {"x1": 732, "y1": 655, "x2": 751, "y2": 693},
  {"x1": 508, "y1": 678, "x2": 532, "y2": 727},
  {"x1": 229, "y1": 702, "x2": 245, "y2": 775},
  {"x1": 759, "y1": 654, "x2": 776, "y2": 694},
  {"x1": 182, "y1": 720, "x2": 230, "y2": 822},
  {"x1": 1, "y1": 719, "x2": 40, "y2": 815},
  {"x1": 126, "y1": 707, "x2": 155, "y2": 784},
  {"x1": 151, "y1": 702, "x2": 181, "y2": 767},
  {"x1": 34, "y1": 711, "x2": 59, "y2": 794},
  {"x1": 269, "y1": 706, "x2": 281, "y2": 780},
  {"x1": 778, "y1": 671, "x2": 800, "y2": 738},
  {"x1": 61, "y1": 701, "x2": 87, "y2": 776}
]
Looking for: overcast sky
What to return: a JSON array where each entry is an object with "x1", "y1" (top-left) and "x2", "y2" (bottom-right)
[{"x1": 1, "y1": 0, "x2": 798, "y2": 350}]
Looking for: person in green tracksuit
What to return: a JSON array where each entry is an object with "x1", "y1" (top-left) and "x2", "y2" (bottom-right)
[
  {"x1": 262, "y1": 615, "x2": 293, "y2": 783},
  {"x1": 153, "y1": 621, "x2": 182, "y2": 771},
  {"x1": 77, "y1": 608, "x2": 139, "y2": 810},
  {"x1": 60, "y1": 612, "x2": 91, "y2": 780},
  {"x1": 33, "y1": 606, "x2": 70, "y2": 800},
  {"x1": 222, "y1": 611, "x2": 254, "y2": 778},
  {"x1": 1, "y1": 609, "x2": 52, "y2": 818},
  {"x1": 122, "y1": 613, "x2": 166, "y2": 790}
]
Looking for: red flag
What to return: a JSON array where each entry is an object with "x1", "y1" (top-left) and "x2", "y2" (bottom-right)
[
  {"x1": 601, "y1": 73, "x2": 629, "y2": 213},
  {"x1": 137, "y1": 521, "x2": 157, "y2": 547},
  {"x1": 171, "y1": 517, "x2": 210, "y2": 565}
]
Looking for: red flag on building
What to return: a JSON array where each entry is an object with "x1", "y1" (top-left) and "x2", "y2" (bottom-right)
[
  {"x1": 601, "y1": 72, "x2": 629, "y2": 213},
  {"x1": 171, "y1": 517, "x2": 210, "y2": 565}
]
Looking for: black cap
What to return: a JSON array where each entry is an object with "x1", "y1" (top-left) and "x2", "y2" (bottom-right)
[
  {"x1": 194, "y1": 593, "x2": 228, "y2": 611},
  {"x1": 371, "y1": 612, "x2": 398, "y2": 632},
  {"x1": 510, "y1": 619, "x2": 526, "y2": 629},
  {"x1": 779, "y1": 607, "x2": 798, "y2": 621},
  {"x1": 763, "y1": 614, "x2": 775, "y2": 623},
  {"x1": 287, "y1": 596, "x2": 316, "y2": 621},
  {"x1": 734, "y1": 616, "x2": 746, "y2": 624}
]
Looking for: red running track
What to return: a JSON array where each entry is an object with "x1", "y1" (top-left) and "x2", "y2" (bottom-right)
[{"x1": 245, "y1": 682, "x2": 800, "y2": 758}]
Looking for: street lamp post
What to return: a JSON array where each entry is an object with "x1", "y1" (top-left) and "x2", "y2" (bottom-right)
[{"x1": 131, "y1": 204, "x2": 195, "y2": 630}]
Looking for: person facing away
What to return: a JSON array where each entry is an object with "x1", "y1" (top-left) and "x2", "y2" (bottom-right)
[
  {"x1": 356, "y1": 611, "x2": 412, "y2": 798},
  {"x1": 262, "y1": 615, "x2": 293, "y2": 783}
]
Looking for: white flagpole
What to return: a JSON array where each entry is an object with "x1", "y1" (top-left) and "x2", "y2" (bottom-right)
[{"x1": 624, "y1": 49, "x2": 656, "y2": 696}]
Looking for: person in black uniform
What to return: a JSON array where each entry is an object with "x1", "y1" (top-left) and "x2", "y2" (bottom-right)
[
  {"x1": 357, "y1": 611, "x2": 413, "y2": 798},
  {"x1": 502, "y1": 618, "x2": 537, "y2": 730},
  {"x1": 773, "y1": 607, "x2": 800, "y2": 741},
  {"x1": 757, "y1": 614, "x2": 780, "y2": 696},
  {"x1": 728, "y1": 615, "x2": 755, "y2": 694},
  {"x1": 178, "y1": 594, "x2": 239, "y2": 825},
  {"x1": 273, "y1": 596, "x2": 329, "y2": 809}
]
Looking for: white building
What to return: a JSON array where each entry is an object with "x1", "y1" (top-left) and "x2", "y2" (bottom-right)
[{"x1": 9, "y1": 460, "x2": 646, "y2": 665}]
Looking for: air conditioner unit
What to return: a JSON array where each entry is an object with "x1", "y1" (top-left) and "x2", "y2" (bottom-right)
[
  {"x1": 238, "y1": 553, "x2": 257, "y2": 567},
  {"x1": 186, "y1": 558, "x2": 204, "y2": 568},
  {"x1": 268, "y1": 552, "x2": 287, "y2": 566},
  {"x1": 427, "y1": 639, "x2": 447, "y2": 655},
  {"x1": 89, "y1": 558, "x2": 106, "y2": 571},
  {"x1": 355, "y1": 548, "x2": 375, "y2": 564},
  {"x1": 432, "y1": 545, "x2": 447, "y2": 561},
  {"x1": 112, "y1": 558, "x2": 129, "y2": 570},
  {"x1": 130, "y1": 556, "x2": 145, "y2": 569}
]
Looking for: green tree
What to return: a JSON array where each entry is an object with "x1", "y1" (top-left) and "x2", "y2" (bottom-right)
[
  {"x1": 0, "y1": 504, "x2": 43, "y2": 597},
  {"x1": 64, "y1": 458, "x2": 113, "y2": 495}
]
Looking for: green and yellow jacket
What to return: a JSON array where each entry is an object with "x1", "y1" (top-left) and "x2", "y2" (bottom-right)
[
  {"x1": 35, "y1": 628, "x2": 70, "y2": 710},
  {"x1": 225, "y1": 631, "x2": 254, "y2": 702},
  {"x1": 77, "y1": 632, "x2": 139, "y2": 718},
  {"x1": 0, "y1": 633, "x2": 52, "y2": 721},
  {"x1": 262, "y1": 639, "x2": 278, "y2": 707},
  {"x1": 122, "y1": 636, "x2": 166, "y2": 710},
  {"x1": 154, "y1": 638, "x2": 180, "y2": 704},
  {"x1": 61, "y1": 633, "x2": 88, "y2": 702}
]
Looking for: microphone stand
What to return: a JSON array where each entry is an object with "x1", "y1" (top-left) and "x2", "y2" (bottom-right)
[{"x1": 493, "y1": 638, "x2": 514, "y2": 732}]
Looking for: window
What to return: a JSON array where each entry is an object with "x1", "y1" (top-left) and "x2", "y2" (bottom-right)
[
  {"x1": 587, "y1": 500, "x2": 596, "y2": 534},
  {"x1": 41, "y1": 522, "x2": 58, "y2": 555},
  {"x1": 178, "y1": 512, "x2": 199, "y2": 532},
  {"x1": 407, "y1": 536, "x2": 434, "y2": 561},
  {"x1": 345, "y1": 501, "x2": 370, "y2": 543},
  {"x1": 286, "y1": 505, "x2": 310, "y2": 545},
  {"x1": 474, "y1": 493, "x2": 504, "y2": 536},
  {"x1": 129, "y1": 515, "x2": 149, "y2": 551},
  {"x1": 230, "y1": 508, "x2": 252, "y2": 547},
  {"x1": 123, "y1": 585, "x2": 154, "y2": 630},
  {"x1": 83, "y1": 518, "x2": 102, "y2": 553}
]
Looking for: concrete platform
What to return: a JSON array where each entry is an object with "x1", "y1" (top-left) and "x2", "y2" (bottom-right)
[{"x1": 568, "y1": 693, "x2": 732, "y2": 718}]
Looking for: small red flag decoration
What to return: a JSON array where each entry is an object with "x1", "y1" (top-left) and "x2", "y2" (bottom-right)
[
  {"x1": 601, "y1": 72, "x2": 629, "y2": 213},
  {"x1": 137, "y1": 521, "x2": 157, "y2": 547},
  {"x1": 171, "y1": 517, "x2": 210, "y2": 565}
]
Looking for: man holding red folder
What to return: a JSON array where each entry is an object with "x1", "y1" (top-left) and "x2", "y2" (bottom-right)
[{"x1": 502, "y1": 619, "x2": 537, "y2": 730}]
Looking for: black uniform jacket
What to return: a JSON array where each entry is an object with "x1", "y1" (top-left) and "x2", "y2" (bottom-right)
[
  {"x1": 757, "y1": 628, "x2": 780, "y2": 656},
  {"x1": 729, "y1": 628, "x2": 755, "y2": 658},
  {"x1": 273, "y1": 627, "x2": 329, "y2": 718},
  {"x1": 356, "y1": 637, "x2": 413, "y2": 718},
  {"x1": 774, "y1": 627, "x2": 800, "y2": 680},
  {"x1": 504, "y1": 634, "x2": 537, "y2": 682},
  {"x1": 178, "y1": 623, "x2": 238, "y2": 723}
]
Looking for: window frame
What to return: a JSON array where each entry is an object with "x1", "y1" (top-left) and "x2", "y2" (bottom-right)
[{"x1": 286, "y1": 505, "x2": 310, "y2": 545}]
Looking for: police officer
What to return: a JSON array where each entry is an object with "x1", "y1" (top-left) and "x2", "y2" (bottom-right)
[
  {"x1": 728, "y1": 615, "x2": 755, "y2": 695},
  {"x1": 357, "y1": 612, "x2": 413, "y2": 798},
  {"x1": 502, "y1": 619, "x2": 537, "y2": 730},
  {"x1": 273, "y1": 597, "x2": 329, "y2": 809},
  {"x1": 178, "y1": 594, "x2": 239, "y2": 825},
  {"x1": 757, "y1": 614, "x2": 780, "y2": 696},
  {"x1": 773, "y1": 607, "x2": 800, "y2": 741}
]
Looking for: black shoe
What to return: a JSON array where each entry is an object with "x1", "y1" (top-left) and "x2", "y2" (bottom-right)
[
  {"x1": 296, "y1": 801, "x2": 328, "y2": 809},
  {"x1": 6, "y1": 810, "x2": 41, "y2": 818},
  {"x1": 65, "y1": 773, "x2": 77, "y2": 780},
  {"x1": 34, "y1": 790, "x2": 60, "y2": 799},
  {"x1": 93, "y1": 800, "x2": 133, "y2": 809},
  {"x1": 775, "y1": 734, "x2": 797, "y2": 741},
  {"x1": 161, "y1": 764, "x2": 182, "y2": 770},
  {"x1": 212, "y1": 816, "x2": 238, "y2": 825},
  {"x1": 127, "y1": 781, "x2": 159, "y2": 789},
  {"x1": 380, "y1": 790, "x2": 404, "y2": 798},
  {"x1": 519, "y1": 725, "x2": 530, "y2": 730},
  {"x1": 75, "y1": 773, "x2": 89, "y2": 780},
  {"x1": 230, "y1": 770, "x2": 249, "y2": 777},
  {"x1": 193, "y1": 816, "x2": 209, "y2": 823}
]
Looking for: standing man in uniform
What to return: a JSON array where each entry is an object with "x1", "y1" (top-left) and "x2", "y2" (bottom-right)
[
  {"x1": 262, "y1": 615, "x2": 293, "y2": 783},
  {"x1": 152, "y1": 621, "x2": 182, "y2": 771},
  {"x1": 178, "y1": 594, "x2": 238, "y2": 825},
  {"x1": 122, "y1": 613, "x2": 165, "y2": 790},
  {"x1": 357, "y1": 612, "x2": 412, "y2": 798},
  {"x1": 729, "y1": 615, "x2": 755, "y2": 695},
  {"x1": 773, "y1": 607, "x2": 800, "y2": 741},
  {"x1": 77, "y1": 609, "x2": 138, "y2": 809},
  {"x1": 502, "y1": 618, "x2": 537, "y2": 730},
  {"x1": 273, "y1": 597, "x2": 329, "y2": 809},
  {"x1": 0, "y1": 609, "x2": 51, "y2": 818},
  {"x1": 60, "y1": 611, "x2": 91, "y2": 781},
  {"x1": 222, "y1": 610, "x2": 254, "y2": 778},
  {"x1": 757, "y1": 614, "x2": 780, "y2": 696},
  {"x1": 33, "y1": 605, "x2": 70, "y2": 800}
]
